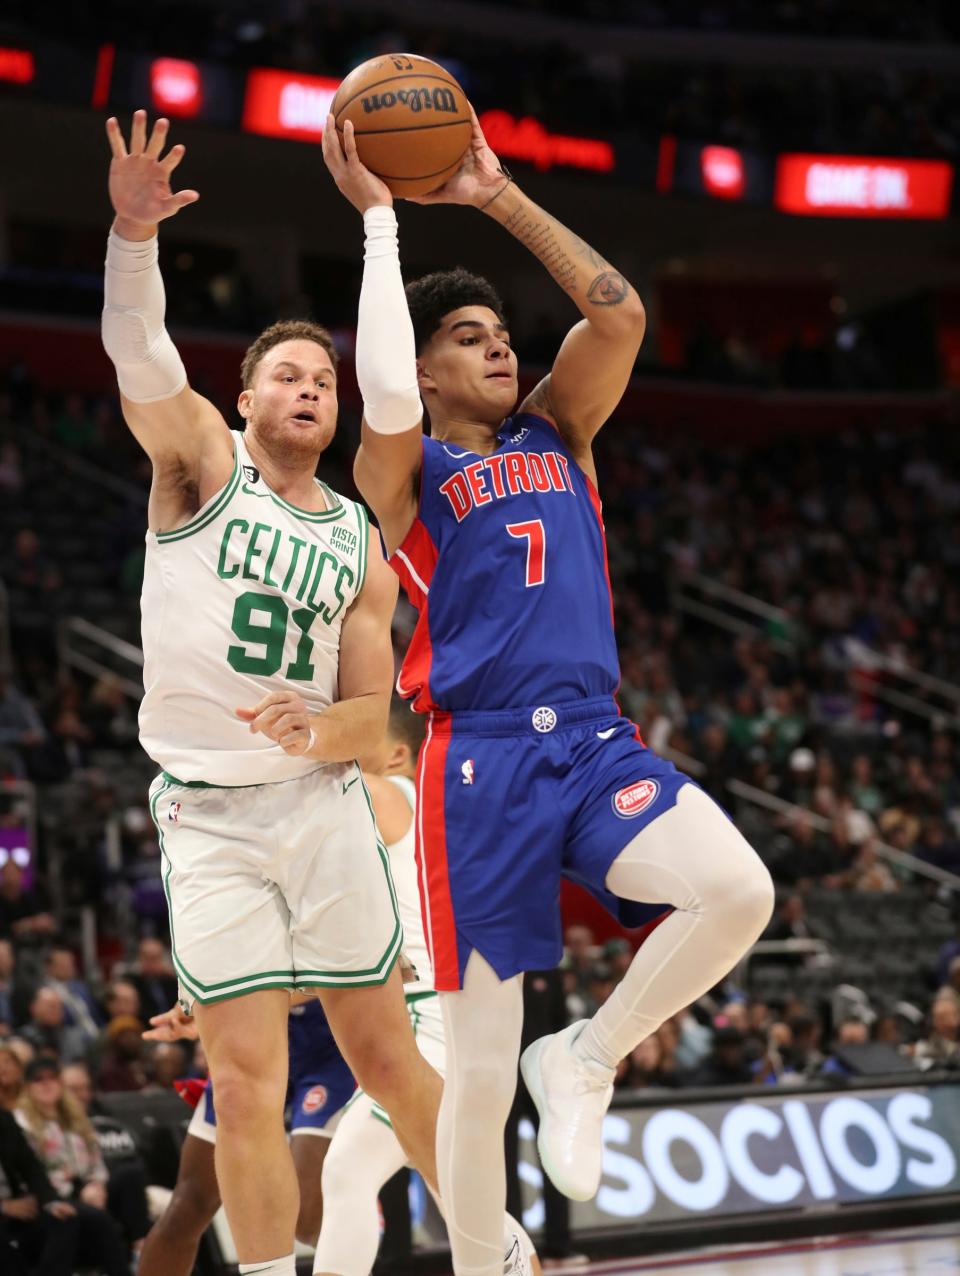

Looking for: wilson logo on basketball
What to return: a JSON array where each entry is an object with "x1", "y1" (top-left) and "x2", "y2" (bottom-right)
[
  {"x1": 361, "y1": 87, "x2": 457, "y2": 115},
  {"x1": 612, "y1": 780, "x2": 660, "y2": 818},
  {"x1": 301, "y1": 1084, "x2": 329, "y2": 1115}
]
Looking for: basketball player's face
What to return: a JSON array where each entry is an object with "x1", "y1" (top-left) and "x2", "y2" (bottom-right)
[
  {"x1": 241, "y1": 340, "x2": 338, "y2": 462},
  {"x1": 418, "y1": 307, "x2": 518, "y2": 426}
]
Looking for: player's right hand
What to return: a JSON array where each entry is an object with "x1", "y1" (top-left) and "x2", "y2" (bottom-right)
[
  {"x1": 322, "y1": 115, "x2": 393, "y2": 213},
  {"x1": 143, "y1": 1004, "x2": 198, "y2": 1042},
  {"x1": 106, "y1": 110, "x2": 199, "y2": 234}
]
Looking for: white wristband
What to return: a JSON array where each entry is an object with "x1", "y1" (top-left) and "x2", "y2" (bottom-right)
[{"x1": 356, "y1": 207, "x2": 423, "y2": 435}]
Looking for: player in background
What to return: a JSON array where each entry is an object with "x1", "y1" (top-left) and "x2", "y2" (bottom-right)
[
  {"x1": 314, "y1": 700, "x2": 538, "y2": 1276},
  {"x1": 323, "y1": 108, "x2": 774, "y2": 1276},
  {"x1": 101, "y1": 110, "x2": 440, "y2": 1276},
  {"x1": 137, "y1": 998, "x2": 353, "y2": 1276}
]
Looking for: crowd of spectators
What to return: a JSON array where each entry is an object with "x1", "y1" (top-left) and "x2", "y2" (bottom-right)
[
  {"x1": 0, "y1": 928, "x2": 197, "y2": 1274},
  {"x1": 562, "y1": 919, "x2": 960, "y2": 1095}
]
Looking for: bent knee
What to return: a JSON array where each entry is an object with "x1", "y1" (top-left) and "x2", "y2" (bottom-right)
[
  {"x1": 210, "y1": 1069, "x2": 285, "y2": 1131},
  {"x1": 448, "y1": 1057, "x2": 517, "y2": 1123},
  {"x1": 163, "y1": 1181, "x2": 221, "y2": 1234}
]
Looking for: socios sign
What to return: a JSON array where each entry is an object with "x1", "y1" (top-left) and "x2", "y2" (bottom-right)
[{"x1": 518, "y1": 1085, "x2": 960, "y2": 1231}]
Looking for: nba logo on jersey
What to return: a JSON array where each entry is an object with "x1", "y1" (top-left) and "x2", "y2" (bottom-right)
[
  {"x1": 301, "y1": 1084, "x2": 328, "y2": 1114},
  {"x1": 612, "y1": 779, "x2": 659, "y2": 819},
  {"x1": 461, "y1": 759, "x2": 475, "y2": 785},
  {"x1": 168, "y1": 801, "x2": 181, "y2": 823}
]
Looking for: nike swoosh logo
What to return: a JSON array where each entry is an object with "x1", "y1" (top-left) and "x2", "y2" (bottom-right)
[
  {"x1": 342, "y1": 776, "x2": 360, "y2": 795},
  {"x1": 242, "y1": 483, "x2": 268, "y2": 497},
  {"x1": 596, "y1": 728, "x2": 617, "y2": 740}
]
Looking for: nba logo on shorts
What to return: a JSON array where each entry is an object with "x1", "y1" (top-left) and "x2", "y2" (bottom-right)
[
  {"x1": 612, "y1": 779, "x2": 660, "y2": 819},
  {"x1": 168, "y1": 801, "x2": 181, "y2": 823},
  {"x1": 461, "y1": 759, "x2": 475, "y2": 785},
  {"x1": 302, "y1": 1084, "x2": 328, "y2": 1115}
]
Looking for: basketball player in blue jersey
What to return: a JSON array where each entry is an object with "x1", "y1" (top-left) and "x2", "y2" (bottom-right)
[{"x1": 324, "y1": 109, "x2": 774, "y2": 1276}]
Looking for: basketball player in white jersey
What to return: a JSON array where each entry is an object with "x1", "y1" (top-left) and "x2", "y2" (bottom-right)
[
  {"x1": 101, "y1": 110, "x2": 440, "y2": 1276},
  {"x1": 314, "y1": 701, "x2": 538, "y2": 1276}
]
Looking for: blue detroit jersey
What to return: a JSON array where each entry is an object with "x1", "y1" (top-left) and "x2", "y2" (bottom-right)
[{"x1": 391, "y1": 413, "x2": 621, "y2": 712}]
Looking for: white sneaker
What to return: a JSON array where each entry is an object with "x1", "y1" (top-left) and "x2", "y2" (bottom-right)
[
  {"x1": 520, "y1": 1020, "x2": 614, "y2": 1201},
  {"x1": 503, "y1": 1234, "x2": 529, "y2": 1276}
]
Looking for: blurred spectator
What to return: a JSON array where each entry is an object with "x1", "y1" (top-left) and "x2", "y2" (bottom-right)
[
  {"x1": 0, "y1": 676, "x2": 46, "y2": 781},
  {"x1": 938, "y1": 956, "x2": 960, "y2": 1004},
  {"x1": 764, "y1": 893, "x2": 813, "y2": 941},
  {"x1": 0, "y1": 1044, "x2": 24, "y2": 1110},
  {"x1": 41, "y1": 949, "x2": 100, "y2": 1043},
  {"x1": 53, "y1": 394, "x2": 97, "y2": 453},
  {"x1": 15, "y1": 1058, "x2": 128, "y2": 1275},
  {"x1": 623, "y1": 1033, "x2": 680, "y2": 1089},
  {"x1": 149, "y1": 1042, "x2": 188, "y2": 1091},
  {"x1": 102, "y1": 980, "x2": 141, "y2": 1023},
  {"x1": 821, "y1": 1016, "x2": 870, "y2": 1076},
  {"x1": 0, "y1": 1103, "x2": 77, "y2": 1276},
  {"x1": 0, "y1": 863, "x2": 56, "y2": 945},
  {"x1": 97, "y1": 1018, "x2": 148, "y2": 1093},
  {"x1": 681, "y1": 1026, "x2": 754, "y2": 1087},
  {"x1": 0, "y1": 938, "x2": 32, "y2": 1032},
  {"x1": 127, "y1": 938, "x2": 178, "y2": 1023},
  {"x1": 671, "y1": 1006, "x2": 713, "y2": 1070},
  {"x1": 61, "y1": 1062, "x2": 151, "y2": 1254},
  {"x1": 19, "y1": 989, "x2": 88, "y2": 1065},
  {"x1": 914, "y1": 997, "x2": 960, "y2": 1068}
]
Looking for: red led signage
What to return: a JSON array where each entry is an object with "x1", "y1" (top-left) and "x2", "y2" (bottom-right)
[
  {"x1": 775, "y1": 153, "x2": 953, "y2": 219},
  {"x1": 701, "y1": 146, "x2": 745, "y2": 199},
  {"x1": 150, "y1": 58, "x2": 202, "y2": 118},
  {"x1": 0, "y1": 47, "x2": 34, "y2": 85},
  {"x1": 242, "y1": 68, "x2": 340, "y2": 142},
  {"x1": 478, "y1": 110, "x2": 614, "y2": 173}
]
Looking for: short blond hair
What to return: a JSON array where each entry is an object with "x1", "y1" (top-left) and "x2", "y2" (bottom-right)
[{"x1": 240, "y1": 320, "x2": 338, "y2": 390}]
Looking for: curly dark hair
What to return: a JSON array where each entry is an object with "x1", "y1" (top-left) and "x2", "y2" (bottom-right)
[
  {"x1": 240, "y1": 319, "x2": 338, "y2": 389},
  {"x1": 405, "y1": 268, "x2": 506, "y2": 353}
]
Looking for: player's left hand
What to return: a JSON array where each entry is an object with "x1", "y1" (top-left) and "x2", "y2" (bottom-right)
[
  {"x1": 405, "y1": 106, "x2": 508, "y2": 209},
  {"x1": 143, "y1": 1005, "x2": 198, "y2": 1042},
  {"x1": 236, "y1": 691, "x2": 315, "y2": 756}
]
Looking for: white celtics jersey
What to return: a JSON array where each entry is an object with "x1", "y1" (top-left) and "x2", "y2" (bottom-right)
[
  {"x1": 139, "y1": 430, "x2": 370, "y2": 786},
  {"x1": 384, "y1": 774, "x2": 434, "y2": 997}
]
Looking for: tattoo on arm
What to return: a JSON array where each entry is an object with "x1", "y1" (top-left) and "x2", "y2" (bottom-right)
[
  {"x1": 570, "y1": 233, "x2": 611, "y2": 272},
  {"x1": 586, "y1": 271, "x2": 630, "y2": 306},
  {"x1": 502, "y1": 206, "x2": 578, "y2": 295}
]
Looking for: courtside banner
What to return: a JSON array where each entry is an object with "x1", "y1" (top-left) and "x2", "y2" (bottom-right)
[
  {"x1": 775, "y1": 153, "x2": 953, "y2": 219},
  {"x1": 242, "y1": 67, "x2": 341, "y2": 142},
  {"x1": 518, "y1": 1082, "x2": 960, "y2": 1231}
]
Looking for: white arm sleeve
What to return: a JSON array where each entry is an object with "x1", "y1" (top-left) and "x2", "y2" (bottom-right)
[
  {"x1": 355, "y1": 206, "x2": 423, "y2": 434},
  {"x1": 101, "y1": 230, "x2": 188, "y2": 404}
]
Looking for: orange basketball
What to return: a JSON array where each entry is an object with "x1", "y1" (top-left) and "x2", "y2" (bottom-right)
[{"x1": 331, "y1": 53, "x2": 471, "y2": 197}]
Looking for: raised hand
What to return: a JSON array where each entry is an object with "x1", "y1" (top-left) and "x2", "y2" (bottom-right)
[
  {"x1": 321, "y1": 116, "x2": 393, "y2": 213},
  {"x1": 406, "y1": 106, "x2": 508, "y2": 208},
  {"x1": 106, "y1": 110, "x2": 199, "y2": 235}
]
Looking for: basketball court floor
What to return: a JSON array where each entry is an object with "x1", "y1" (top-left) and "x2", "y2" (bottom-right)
[{"x1": 560, "y1": 1226, "x2": 960, "y2": 1275}]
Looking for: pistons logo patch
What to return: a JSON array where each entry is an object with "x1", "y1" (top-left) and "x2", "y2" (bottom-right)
[
  {"x1": 612, "y1": 780, "x2": 660, "y2": 819},
  {"x1": 168, "y1": 801, "x2": 181, "y2": 823},
  {"x1": 301, "y1": 1084, "x2": 328, "y2": 1115}
]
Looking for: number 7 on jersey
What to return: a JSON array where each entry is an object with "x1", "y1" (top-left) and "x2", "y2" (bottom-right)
[{"x1": 506, "y1": 520, "x2": 546, "y2": 587}]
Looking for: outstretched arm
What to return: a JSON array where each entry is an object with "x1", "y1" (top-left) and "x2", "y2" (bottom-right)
[
  {"x1": 102, "y1": 111, "x2": 233, "y2": 527},
  {"x1": 322, "y1": 119, "x2": 423, "y2": 555},
  {"x1": 414, "y1": 110, "x2": 645, "y2": 461}
]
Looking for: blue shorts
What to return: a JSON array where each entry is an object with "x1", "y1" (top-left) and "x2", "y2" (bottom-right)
[
  {"x1": 199, "y1": 1000, "x2": 355, "y2": 1137},
  {"x1": 415, "y1": 696, "x2": 692, "y2": 990}
]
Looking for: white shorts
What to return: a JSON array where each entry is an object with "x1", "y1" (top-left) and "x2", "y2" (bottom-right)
[{"x1": 148, "y1": 766, "x2": 401, "y2": 1008}]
